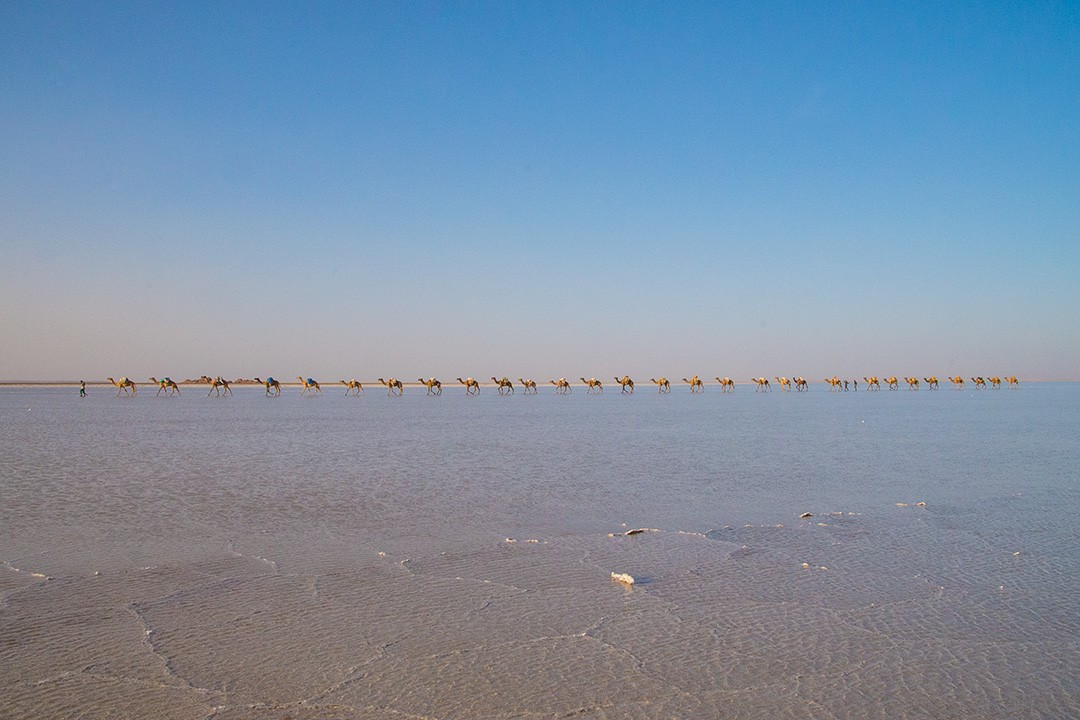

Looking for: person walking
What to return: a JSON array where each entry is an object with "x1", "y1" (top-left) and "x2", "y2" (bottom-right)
[{"x1": 79, "y1": 380, "x2": 87, "y2": 397}]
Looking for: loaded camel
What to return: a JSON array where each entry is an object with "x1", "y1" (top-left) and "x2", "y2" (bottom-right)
[
  {"x1": 971, "y1": 377, "x2": 987, "y2": 389},
  {"x1": 518, "y1": 378, "x2": 538, "y2": 395},
  {"x1": 107, "y1": 377, "x2": 137, "y2": 396},
  {"x1": 209, "y1": 377, "x2": 233, "y2": 396},
  {"x1": 580, "y1": 377, "x2": 603, "y2": 393},
  {"x1": 1006, "y1": 376, "x2": 1019, "y2": 388},
  {"x1": 682, "y1": 376, "x2": 704, "y2": 393},
  {"x1": 340, "y1": 379, "x2": 363, "y2": 396},
  {"x1": 885, "y1": 377, "x2": 899, "y2": 391},
  {"x1": 863, "y1": 376, "x2": 881, "y2": 391},
  {"x1": 988, "y1": 376, "x2": 1002, "y2": 389},
  {"x1": 148, "y1": 377, "x2": 179, "y2": 396},
  {"x1": 905, "y1": 377, "x2": 920, "y2": 390},
  {"x1": 378, "y1": 378, "x2": 403, "y2": 396},
  {"x1": 254, "y1": 378, "x2": 281, "y2": 396},
  {"x1": 774, "y1": 377, "x2": 792, "y2": 392},
  {"x1": 297, "y1": 376, "x2": 321, "y2": 396},
  {"x1": 923, "y1": 376, "x2": 939, "y2": 390},
  {"x1": 550, "y1": 378, "x2": 572, "y2": 394},
  {"x1": 715, "y1": 377, "x2": 735, "y2": 392},
  {"x1": 615, "y1": 376, "x2": 635, "y2": 393},
  {"x1": 458, "y1": 377, "x2": 480, "y2": 395},
  {"x1": 793, "y1": 377, "x2": 808, "y2": 392},
  {"x1": 948, "y1": 376, "x2": 965, "y2": 388},
  {"x1": 651, "y1": 377, "x2": 671, "y2": 393},
  {"x1": 418, "y1": 378, "x2": 442, "y2": 395},
  {"x1": 751, "y1": 377, "x2": 771, "y2": 392},
  {"x1": 824, "y1": 377, "x2": 842, "y2": 392},
  {"x1": 492, "y1": 377, "x2": 514, "y2": 395}
]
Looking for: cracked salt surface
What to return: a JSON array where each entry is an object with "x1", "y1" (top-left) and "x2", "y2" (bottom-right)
[{"x1": 1, "y1": 385, "x2": 1079, "y2": 718}]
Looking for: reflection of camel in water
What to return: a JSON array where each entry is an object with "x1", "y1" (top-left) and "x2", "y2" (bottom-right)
[
  {"x1": 518, "y1": 378, "x2": 538, "y2": 394},
  {"x1": 715, "y1": 377, "x2": 735, "y2": 392},
  {"x1": 885, "y1": 377, "x2": 899, "y2": 391},
  {"x1": 550, "y1": 378, "x2": 572, "y2": 394},
  {"x1": 824, "y1": 377, "x2": 842, "y2": 392},
  {"x1": 615, "y1": 376, "x2": 635, "y2": 393},
  {"x1": 988, "y1": 376, "x2": 1002, "y2": 389},
  {"x1": 948, "y1": 376, "x2": 965, "y2": 388},
  {"x1": 793, "y1": 377, "x2": 808, "y2": 392},
  {"x1": 682, "y1": 376, "x2": 704, "y2": 393},
  {"x1": 149, "y1": 377, "x2": 179, "y2": 396},
  {"x1": 651, "y1": 378, "x2": 671, "y2": 393},
  {"x1": 340, "y1": 379, "x2": 363, "y2": 396},
  {"x1": 863, "y1": 376, "x2": 881, "y2": 391},
  {"x1": 905, "y1": 377, "x2": 920, "y2": 390},
  {"x1": 580, "y1": 377, "x2": 603, "y2": 393},
  {"x1": 923, "y1": 376, "x2": 939, "y2": 390},
  {"x1": 255, "y1": 378, "x2": 281, "y2": 396},
  {"x1": 378, "y1": 378, "x2": 403, "y2": 396},
  {"x1": 458, "y1": 377, "x2": 480, "y2": 395},
  {"x1": 492, "y1": 377, "x2": 514, "y2": 395},
  {"x1": 971, "y1": 377, "x2": 987, "y2": 389},
  {"x1": 1006, "y1": 376, "x2": 1019, "y2": 388},
  {"x1": 751, "y1": 377, "x2": 770, "y2": 392},
  {"x1": 297, "y1": 376, "x2": 320, "y2": 396},
  {"x1": 107, "y1": 377, "x2": 137, "y2": 396},
  {"x1": 774, "y1": 377, "x2": 792, "y2": 392},
  {"x1": 418, "y1": 378, "x2": 442, "y2": 395},
  {"x1": 209, "y1": 377, "x2": 233, "y2": 396}
]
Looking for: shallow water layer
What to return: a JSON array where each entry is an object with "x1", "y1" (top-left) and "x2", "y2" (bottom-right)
[{"x1": 1, "y1": 384, "x2": 1078, "y2": 718}]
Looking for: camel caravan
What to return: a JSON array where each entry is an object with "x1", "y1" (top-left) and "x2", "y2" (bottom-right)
[{"x1": 89, "y1": 374, "x2": 1020, "y2": 397}]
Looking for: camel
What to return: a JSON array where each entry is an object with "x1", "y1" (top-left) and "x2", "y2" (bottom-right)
[
  {"x1": 107, "y1": 377, "x2": 137, "y2": 396},
  {"x1": 550, "y1": 378, "x2": 572, "y2": 394},
  {"x1": 988, "y1": 376, "x2": 1002, "y2": 389},
  {"x1": 651, "y1": 377, "x2": 671, "y2": 393},
  {"x1": 340, "y1": 379, "x2": 363, "y2": 396},
  {"x1": 148, "y1": 377, "x2": 180, "y2": 396},
  {"x1": 885, "y1": 377, "x2": 899, "y2": 391},
  {"x1": 923, "y1": 376, "x2": 939, "y2": 390},
  {"x1": 254, "y1": 378, "x2": 281, "y2": 396},
  {"x1": 971, "y1": 377, "x2": 987, "y2": 389},
  {"x1": 297, "y1": 376, "x2": 321, "y2": 396},
  {"x1": 750, "y1": 377, "x2": 770, "y2": 392},
  {"x1": 492, "y1": 377, "x2": 515, "y2": 395},
  {"x1": 458, "y1": 377, "x2": 480, "y2": 395},
  {"x1": 580, "y1": 377, "x2": 603, "y2": 393},
  {"x1": 823, "y1": 376, "x2": 842, "y2": 392},
  {"x1": 714, "y1": 377, "x2": 735, "y2": 393},
  {"x1": 793, "y1": 377, "x2": 808, "y2": 392},
  {"x1": 1006, "y1": 376, "x2": 1019, "y2": 388},
  {"x1": 208, "y1": 376, "x2": 233, "y2": 396},
  {"x1": 947, "y1": 376, "x2": 965, "y2": 388},
  {"x1": 905, "y1": 377, "x2": 920, "y2": 390},
  {"x1": 418, "y1": 378, "x2": 442, "y2": 395},
  {"x1": 774, "y1": 377, "x2": 792, "y2": 392},
  {"x1": 518, "y1": 378, "x2": 538, "y2": 395},
  {"x1": 863, "y1": 376, "x2": 881, "y2": 391},
  {"x1": 615, "y1": 376, "x2": 635, "y2": 393},
  {"x1": 378, "y1": 378, "x2": 403, "y2": 396},
  {"x1": 682, "y1": 376, "x2": 704, "y2": 393}
]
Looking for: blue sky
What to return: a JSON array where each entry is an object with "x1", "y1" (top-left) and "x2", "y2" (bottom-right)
[{"x1": 1, "y1": 2, "x2": 1077, "y2": 381}]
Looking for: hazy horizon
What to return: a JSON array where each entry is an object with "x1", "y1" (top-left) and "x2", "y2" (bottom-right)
[{"x1": 2, "y1": 3, "x2": 1077, "y2": 382}]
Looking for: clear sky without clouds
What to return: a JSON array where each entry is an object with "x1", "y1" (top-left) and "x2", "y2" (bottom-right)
[{"x1": 1, "y1": 2, "x2": 1077, "y2": 381}]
